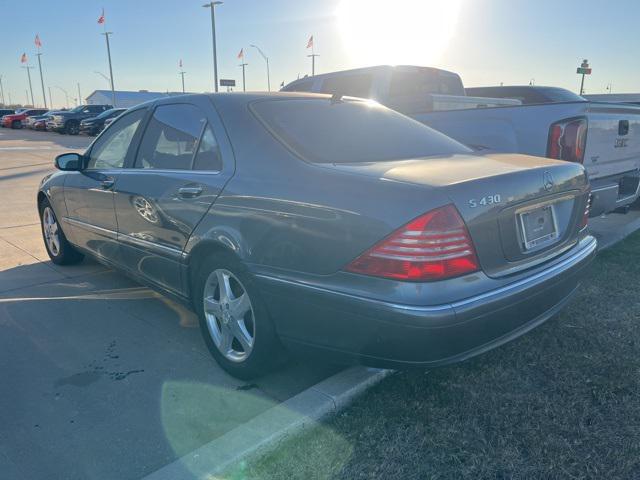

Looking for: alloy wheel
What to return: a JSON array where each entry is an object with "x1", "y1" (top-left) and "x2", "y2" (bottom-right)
[
  {"x1": 203, "y1": 269, "x2": 255, "y2": 363},
  {"x1": 42, "y1": 207, "x2": 61, "y2": 256}
]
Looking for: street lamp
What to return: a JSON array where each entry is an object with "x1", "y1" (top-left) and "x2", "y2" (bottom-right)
[
  {"x1": 203, "y1": 1, "x2": 223, "y2": 93},
  {"x1": 53, "y1": 86, "x2": 70, "y2": 109},
  {"x1": 250, "y1": 44, "x2": 270, "y2": 92},
  {"x1": 94, "y1": 71, "x2": 112, "y2": 89}
]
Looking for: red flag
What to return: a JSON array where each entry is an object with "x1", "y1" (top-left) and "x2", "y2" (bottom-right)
[
  {"x1": 35, "y1": 34, "x2": 42, "y2": 48},
  {"x1": 306, "y1": 35, "x2": 314, "y2": 49},
  {"x1": 237, "y1": 48, "x2": 244, "y2": 60},
  {"x1": 98, "y1": 8, "x2": 105, "y2": 24},
  {"x1": 20, "y1": 53, "x2": 28, "y2": 64}
]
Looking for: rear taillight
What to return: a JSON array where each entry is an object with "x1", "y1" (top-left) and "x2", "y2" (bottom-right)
[
  {"x1": 345, "y1": 204, "x2": 480, "y2": 282},
  {"x1": 547, "y1": 118, "x2": 588, "y2": 163}
]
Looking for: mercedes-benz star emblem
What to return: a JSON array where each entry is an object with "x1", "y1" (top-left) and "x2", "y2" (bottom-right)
[{"x1": 543, "y1": 171, "x2": 554, "y2": 191}]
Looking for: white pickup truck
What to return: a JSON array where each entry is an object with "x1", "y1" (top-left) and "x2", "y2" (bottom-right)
[{"x1": 282, "y1": 66, "x2": 640, "y2": 215}]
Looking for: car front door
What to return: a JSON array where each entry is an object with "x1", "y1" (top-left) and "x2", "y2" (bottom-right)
[
  {"x1": 63, "y1": 108, "x2": 147, "y2": 263},
  {"x1": 113, "y1": 98, "x2": 234, "y2": 295}
]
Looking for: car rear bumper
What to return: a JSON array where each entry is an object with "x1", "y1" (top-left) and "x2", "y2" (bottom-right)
[{"x1": 257, "y1": 235, "x2": 597, "y2": 368}]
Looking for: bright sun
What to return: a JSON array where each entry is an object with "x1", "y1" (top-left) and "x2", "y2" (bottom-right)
[{"x1": 336, "y1": 0, "x2": 463, "y2": 67}]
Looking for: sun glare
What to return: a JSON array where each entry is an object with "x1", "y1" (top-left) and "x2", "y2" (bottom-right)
[{"x1": 337, "y1": 0, "x2": 462, "y2": 67}]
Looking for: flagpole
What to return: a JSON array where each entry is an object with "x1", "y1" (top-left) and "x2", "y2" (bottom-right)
[
  {"x1": 22, "y1": 66, "x2": 35, "y2": 107},
  {"x1": 180, "y1": 70, "x2": 186, "y2": 93},
  {"x1": 102, "y1": 31, "x2": 116, "y2": 107},
  {"x1": 48, "y1": 86, "x2": 53, "y2": 109},
  {"x1": 0, "y1": 75, "x2": 5, "y2": 105},
  {"x1": 239, "y1": 60, "x2": 247, "y2": 92},
  {"x1": 77, "y1": 83, "x2": 82, "y2": 105},
  {"x1": 35, "y1": 53, "x2": 47, "y2": 108}
]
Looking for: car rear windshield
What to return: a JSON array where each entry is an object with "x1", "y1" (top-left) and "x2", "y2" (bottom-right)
[{"x1": 251, "y1": 98, "x2": 471, "y2": 164}]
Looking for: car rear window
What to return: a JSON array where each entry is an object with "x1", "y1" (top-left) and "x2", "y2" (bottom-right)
[{"x1": 251, "y1": 98, "x2": 470, "y2": 164}]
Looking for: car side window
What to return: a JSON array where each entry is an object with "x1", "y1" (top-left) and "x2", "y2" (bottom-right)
[
  {"x1": 135, "y1": 104, "x2": 206, "y2": 170},
  {"x1": 193, "y1": 124, "x2": 222, "y2": 171},
  {"x1": 86, "y1": 109, "x2": 146, "y2": 170}
]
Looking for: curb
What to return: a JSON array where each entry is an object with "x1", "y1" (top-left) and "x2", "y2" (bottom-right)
[{"x1": 142, "y1": 366, "x2": 393, "y2": 480}]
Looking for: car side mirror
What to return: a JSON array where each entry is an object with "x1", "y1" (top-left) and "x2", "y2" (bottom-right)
[{"x1": 55, "y1": 153, "x2": 83, "y2": 171}]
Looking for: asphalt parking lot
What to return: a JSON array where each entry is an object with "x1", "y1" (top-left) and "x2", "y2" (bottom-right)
[
  {"x1": 2, "y1": 127, "x2": 640, "y2": 480},
  {"x1": 0, "y1": 127, "x2": 340, "y2": 479}
]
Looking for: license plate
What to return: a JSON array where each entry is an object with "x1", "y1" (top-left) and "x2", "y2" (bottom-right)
[{"x1": 519, "y1": 205, "x2": 559, "y2": 250}]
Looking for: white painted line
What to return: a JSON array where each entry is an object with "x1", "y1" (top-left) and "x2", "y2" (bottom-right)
[
  {"x1": 142, "y1": 367, "x2": 393, "y2": 480},
  {"x1": 0, "y1": 146, "x2": 55, "y2": 151}
]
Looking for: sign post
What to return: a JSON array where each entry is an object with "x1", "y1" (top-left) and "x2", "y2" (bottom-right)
[
  {"x1": 220, "y1": 79, "x2": 236, "y2": 92},
  {"x1": 576, "y1": 59, "x2": 592, "y2": 95}
]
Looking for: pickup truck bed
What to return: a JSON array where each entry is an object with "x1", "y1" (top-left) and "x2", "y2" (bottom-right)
[{"x1": 413, "y1": 101, "x2": 640, "y2": 215}]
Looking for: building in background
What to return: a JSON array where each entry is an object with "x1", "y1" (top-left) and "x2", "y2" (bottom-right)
[
  {"x1": 584, "y1": 93, "x2": 640, "y2": 105},
  {"x1": 85, "y1": 89, "x2": 188, "y2": 108}
]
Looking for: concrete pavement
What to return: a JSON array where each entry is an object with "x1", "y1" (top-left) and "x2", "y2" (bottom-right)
[{"x1": 0, "y1": 128, "x2": 339, "y2": 479}]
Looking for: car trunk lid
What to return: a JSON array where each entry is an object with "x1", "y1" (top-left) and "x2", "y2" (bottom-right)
[{"x1": 329, "y1": 153, "x2": 590, "y2": 278}]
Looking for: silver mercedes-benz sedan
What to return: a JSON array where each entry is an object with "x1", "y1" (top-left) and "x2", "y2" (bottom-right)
[{"x1": 37, "y1": 93, "x2": 596, "y2": 378}]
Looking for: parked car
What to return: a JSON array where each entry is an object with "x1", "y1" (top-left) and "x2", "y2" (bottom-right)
[
  {"x1": 0, "y1": 108, "x2": 15, "y2": 120},
  {"x1": 102, "y1": 116, "x2": 118, "y2": 130},
  {"x1": 79, "y1": 108, "x2": 127, "y2": 136},
  {"x1": 25, "y1": 112, "x2": 61, "y2": 131},
  {"x1": 47, "y1": 104, "x2": 113, "y2": 134},
  {"x1": 283, "y1": 66, "x2": 640, "y2": 216},
  {"x1": 1, "y1": 108, "x2": 48, "y2": 129},
  {"x1": 37, "y1": 93, "x2": 596, "y2": 378},
  {"x1": 465, "y1": 86, "x2": 587, "y2": 105}
]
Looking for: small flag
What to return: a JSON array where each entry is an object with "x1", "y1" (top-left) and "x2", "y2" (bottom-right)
[
  {"x1": 179, "y1": 59, "x2": 183, "y2": 68},
  {"x1": 306, "y1": 35, "x2": 314, "y2": 49},
  {"x1": 237, "y1": 48, "x2": 244, "y2": 60},
  {"x1": 20, "y1": 53, "x2": 28, "y2": 64},
  {"x1": 35, "y1": 34, "x2": 42, "y2": 48},
  {"x1": 98, "y1": 8, "x2": 105, "y2": 24}
]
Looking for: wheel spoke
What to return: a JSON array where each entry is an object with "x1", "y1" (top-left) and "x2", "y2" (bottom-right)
[
  {"x1": 230, "y1": 319, "x2": 253, "y2": 351},
  {"x1": 50, "y1": 235, "x2": 60, "y2": 254},
  {"x1": 229, "y1": 293, "x2": 251, "y2": 319},
  {"x1": 50, "y1": 222, "x2": 58, "y2": 235},
  {"x1": 216, "y1": 270, "x2": 233, "y2": 303},
  {"x1": 218, "y1": 326, "x2": 233, "y2": 354}
]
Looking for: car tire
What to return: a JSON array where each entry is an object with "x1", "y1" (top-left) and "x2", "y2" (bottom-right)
[
  {"x1": 39, "y1": 199, "x2": 84, "y2": 265},
  {"x1": 65, "y1": 121, "x2": 80, "y2": 135},
  {"x1": 193, "y1": 252, "x2": 286, "y2": 379},
  {"x1": 11, "y1": 120, "x2": 21, "y2": 129}
]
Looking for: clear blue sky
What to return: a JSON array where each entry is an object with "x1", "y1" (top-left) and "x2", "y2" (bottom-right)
[{"x1": 1, "y1": 0, "x2": 639, "y2": 109}]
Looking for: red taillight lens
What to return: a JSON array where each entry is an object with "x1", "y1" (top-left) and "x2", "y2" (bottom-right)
[
  {"x1": 547, "y1": 118, "x2": 588, "y2": 163},
  {"x1": 345, "y1": 204, "x2": 480, "y2": 282}
]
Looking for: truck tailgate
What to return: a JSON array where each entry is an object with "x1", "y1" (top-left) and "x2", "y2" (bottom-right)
[{"x1": 583, "y1": 103, "x2": 640, "y2": 180}]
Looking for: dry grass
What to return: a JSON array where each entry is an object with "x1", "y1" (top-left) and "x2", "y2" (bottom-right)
[{"x1": 226, "y1": 232, "x2": 640, "y2": 480}]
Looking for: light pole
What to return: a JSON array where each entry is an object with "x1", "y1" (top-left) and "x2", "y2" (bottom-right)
[
  {"x1": 48, "y1": 86, "x2": 53, "y2": 109},
  {"x1": 35, "y1": 53, "x2": 47, "y2": 108},
  {"x1": 77, "y1": 83, "x2": 82, "y2": 105},
  {"x1": 203, "y1": 2, "x2": 223, "y2": 92},
  {"x1": 0, "y1": 75, "x2": 5, "y2": 105},
  {"x1": 250, "y1": 44, "x2": 270, "y2": 92},
  {"x1": 54, "y1": 86, "x2": 70, "y2": 108}
]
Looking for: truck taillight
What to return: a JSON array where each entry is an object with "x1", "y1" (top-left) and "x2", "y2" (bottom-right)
[
  {"x1": 345, "y1": 204, "x2": 480, "y2": 282},
  {"x1": 547, "y1": 118, "x2": 588, "y2": 163}
]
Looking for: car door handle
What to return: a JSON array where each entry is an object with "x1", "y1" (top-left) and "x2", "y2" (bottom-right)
[
  {"x1": 177, "y1": 186, "x2": 204, "y2": 198},
  {"x1": 100, "y1": 178, "x2": 115, "y2": 190}
]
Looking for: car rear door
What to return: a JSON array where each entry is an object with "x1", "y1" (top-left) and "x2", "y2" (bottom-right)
[
  {"x1": 63, "y1": 108, "x2": 148, "y2": 263},
  {"x1": 113, "y1": 97, "x2": 234, "y2": 295}
]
